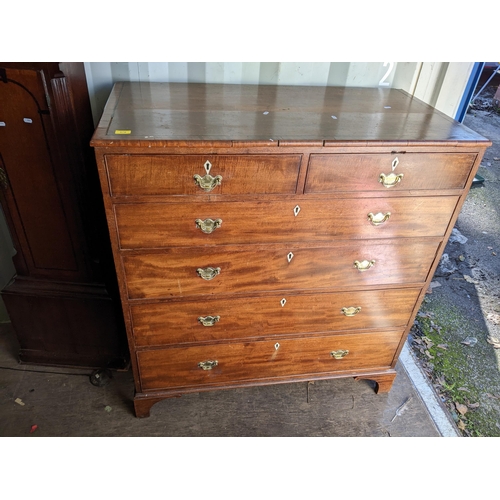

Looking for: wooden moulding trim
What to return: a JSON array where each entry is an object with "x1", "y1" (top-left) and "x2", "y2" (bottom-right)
[
  {"x1": 1, "y1": 276, "x2": 112, "y2": 300},
  {"x1": 90, "y1": 138, "x2": 493, "y2": 148},
  {"x1": 90, "y1": 139, "x2": 234, "y2": 148},
  {"x1": 324, "y1": 140, "x2": 492, "y2": 148},
  {"x1": 232, "y1": 141, "x2": 279, "y2": 148},
  {"x1": 135, "y1": 367, "x2": 397, "y2": 398},
  {"x1": 18, "y1": 349, "x2": 129, "y2": 370},
  {"x1": 132, "y1": 327, "x2": 407, "y2": 351}
]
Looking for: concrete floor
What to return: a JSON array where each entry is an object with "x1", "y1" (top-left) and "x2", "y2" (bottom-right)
[{"x1": 0, "y1": 322, "x2": 453, "y2": 437}]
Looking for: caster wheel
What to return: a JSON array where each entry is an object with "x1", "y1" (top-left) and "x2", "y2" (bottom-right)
[{"x1": 90, "y1": 369, "x2": 112, "y2": 387}]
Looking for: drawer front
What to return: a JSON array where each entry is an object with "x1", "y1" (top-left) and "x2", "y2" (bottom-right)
[
  {"x1": 131, "y1": 288, "x2": 421, "y2": 346},
  {"x1": 122, "y1": 240, "x2": 440, "y2": 299},
  {"x1": 106, "y1": 154, "x2": 302, "y2": 196},
  {"x1": 305, "y1": 153, "x2": 476, "y2": 193},
  {"x1": 115, "y1": 196, "x2": 459, "y2": 248},
  {"x1": 137, "y1": 331, "x2": 402, "y2": 391}
]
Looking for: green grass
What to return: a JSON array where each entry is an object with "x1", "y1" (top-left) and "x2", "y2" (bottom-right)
[{"x1": 411, "y1": 296, "x2": 500, "y2": 437}]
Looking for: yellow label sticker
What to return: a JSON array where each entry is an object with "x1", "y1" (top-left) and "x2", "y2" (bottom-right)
[{"x1": 114, "y1": 129, "x2": 132, "y2": 135}]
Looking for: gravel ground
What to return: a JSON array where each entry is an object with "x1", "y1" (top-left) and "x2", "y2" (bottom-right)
[{"x1": 410, "y1": 83, "x2": 500, "y2": 436}]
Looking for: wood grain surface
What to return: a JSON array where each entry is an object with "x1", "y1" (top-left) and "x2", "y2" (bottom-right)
[
  {"x1": 305, "y1": 152, "x2": 475, "y2": 192},
  {"x1": 89, "y1": 82, "x2": 491, "y2": 416},
  {"x1": 106, "y1": 154, "x2": 302, "y2": 196},
  {"x1": 137, "y1": 330, "x2": 402, "y2": 391},
  {"x1": 115, "y1": 196, "x2": 459, "y2": 248},
  {"x1": 130, "y1": 287, "x2": 421, "y2": 346},
  {"x1": 90, "y1": 83, "x2": 490, "y2": 146},
  {"x1": 121, "y1": 239, "x2": 441, "y2": 299}
]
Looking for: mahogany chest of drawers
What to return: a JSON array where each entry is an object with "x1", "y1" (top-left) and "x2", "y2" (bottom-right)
[{"x1": 91, "y1": 82, "x2": 490, "y2": 418}]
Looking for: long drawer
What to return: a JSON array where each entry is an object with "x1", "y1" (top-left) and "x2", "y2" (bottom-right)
[
  {"x1": 121, "y1": 239, "x2": 440, "y2": 299},
  {"x1": 137, "y1": 330, "x2": 402, "y2": 391},
  {"x1": 105, "y1": 154, "x2": 302, "y2": 196},
  {"x1": 305, "y1": 152, "x2": 476, "y2": 193},
  {"x1": 115, "y1": 196, "x2": 459, "y2": 248},
  {"x1": 130, "y1": 288, "x2": 421, "y2": 346}
]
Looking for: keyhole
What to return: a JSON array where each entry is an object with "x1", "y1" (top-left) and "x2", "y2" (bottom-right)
[
  {"x1": 287, "y1": 252, "x2": 294, "y2": 263},
  {"x1": 392, "y1": 157, "x2": 399, "y2": 171},
  {"x1": 293, "y1": 205, "x2": 301, "y2": 217},
  {"x1": 280, "y1": 298, "x2": 287, "y2": 307},
  {"x1": 204, "y1": 160, "x2": 212, "y2": 174}
]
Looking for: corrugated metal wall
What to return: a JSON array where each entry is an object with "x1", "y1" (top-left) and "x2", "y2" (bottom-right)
[{"x1": 84, "y1": 62, "x2": 475, "y2": 125}]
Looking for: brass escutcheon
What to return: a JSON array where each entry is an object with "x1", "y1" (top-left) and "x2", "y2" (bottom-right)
[
  {"x1": 195, "y1": 218, "x2": 222, "y2": 234},
  {"x1": 198, "y1": 360, "x2": 218, "y2": 370},
  {"x1": 379, "y1": 172, "x2": 403, "y2": 188},
  {"x1": 198, "y1": 315, "x2": 220, "y2": 327},
  {"x1": 330, "y1": 349, "x2": 349, "y2": 359},
  {"x1": 196, "y1": 267, "x2": 221, "y2": 280},
  {"x1": 367, "y1": 212, "x2": 391, "y2": 226},
  {"x1": 353, "y1": 259, "x2": 375, "y2": 272},
  {"x1": 193, "y1": 173, "x2": 223, "y2": 192},
  {"x1": 341, "y1": 306, "x2": 361, "y2": 317}
]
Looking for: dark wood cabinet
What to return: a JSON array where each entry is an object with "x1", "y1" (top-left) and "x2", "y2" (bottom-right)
[
  {"x1": 0, "y1": 62, "x2": 128, "y2": 368},
  {"x1": 91, "y1": 82, "x2": 491, "y2": 417}
]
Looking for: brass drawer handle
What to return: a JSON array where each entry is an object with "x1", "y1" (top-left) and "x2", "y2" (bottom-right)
[
  {"x1": 194, "y1": 173, "x2": 223, "y2": 192},
  {"x1": 379, "y1": 172, "x2": 403, "y2": 188},
  {"x1": 196, "y1": 267, "x2": 221, "y2": 280},
  {"x1": 367, "y1": 212, "x2": 391, "y2": 226},
  {"x1": 198, "y1": 315, "x2": 220, "y2": 327},
  {"x1": 353, "y1": 259, "x2": 375, "y2": 272},
  {"x1": 341, "y1": 306, "x2": 361, "y2": 317},
  {"x1": 195, "y1": 218, "x2": 222, "y2": 234},
  {"x1": 198, "y1": 360, "x2": 218, "y2": 370},
  {"x1": 330, "y1": 349, "x2": 349, "y2": 359}
]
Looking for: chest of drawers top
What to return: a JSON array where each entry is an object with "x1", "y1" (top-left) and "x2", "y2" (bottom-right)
[{"x1": 90, "y1": 82, "x2": 488, "y2": 147}]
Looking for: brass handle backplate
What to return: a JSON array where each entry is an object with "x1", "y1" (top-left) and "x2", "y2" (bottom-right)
[
  {"x1": 330, "y1": 349, "x2": 349, "y2": 359},
  {"x1": 379, "y1": 172, "x2": 403, "y2": 188},
  {"x1": 195, "y1": 218, "x2": 222, "y2": 234},
  {"x1": 341, "y1": 306, "x2": 361, "y2": 317},
  {"x1": 194, "y1": 173, "x2": 223, "y2": 192},
  {"x1": 198, "y1": 360, "x2": 218, "y2": 370},
  {"x1": 196, "y1": 267, "x2": 221, "y2": 280},
  {"x1": 353, "y1": 260, "x2": 375, "y2": 272},
  {"x1": 198, "y1": 315, "x2": 220, "y2": 327},
  {"x1": 193, "y1": 160, "x2": 222, "y2": 192},
  {"x1": 368, "y1": 212, "x2": 391, "y2": 226}
]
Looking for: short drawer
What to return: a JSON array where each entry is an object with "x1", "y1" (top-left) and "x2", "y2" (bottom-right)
[
  {"x1": 121, "y1": 240, "x2": 440, "y2": 299},
  {"x1": 305, "y1": 153, "x2": 476, "y2": 193},
  {"x1": 115, "y1": 196, "x2": 459, "y2": 248},
  {"x1": 137, "y1": 330, "x2": 402, "y2": 391},
  {"x1": 105, "y1": 154, "x2": 302, "y2": 196},
  {"x1": 131, "y1": 288, "x2": 421, "y2": 346}
]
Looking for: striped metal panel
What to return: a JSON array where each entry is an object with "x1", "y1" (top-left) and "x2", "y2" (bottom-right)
[{"x1": 84, "y1": 62, "x2": 474, "y2": 125}]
